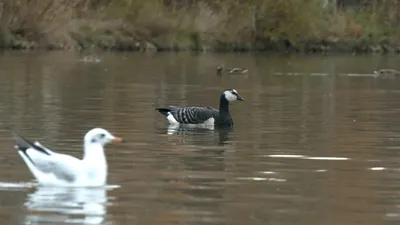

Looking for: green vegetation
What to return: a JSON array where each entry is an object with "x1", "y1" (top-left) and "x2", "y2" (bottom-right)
[{"x1": 1, "y1": 0, "x2": 400, "y2": 53}]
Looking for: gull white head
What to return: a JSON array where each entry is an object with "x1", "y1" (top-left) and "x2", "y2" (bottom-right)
[
  {"x1": 84, "y1": 128, "x2": 122, "y2": 146},
  {"x1": 223, "y1": 89, "x2": 245, "y2": 102}
]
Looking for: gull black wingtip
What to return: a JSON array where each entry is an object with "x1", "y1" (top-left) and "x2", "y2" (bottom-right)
[
  {"x1": 0, "y1": 124, "x2": 23, "y2": 143},
  {"x1": 9, "y1": 130, "x2": 37, "y2": 153},
  {"x1": 0, "y1": 124, "x2": 50, "y2": 155}
]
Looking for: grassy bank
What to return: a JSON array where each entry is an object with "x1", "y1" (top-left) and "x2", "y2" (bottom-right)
[{"x1": 2, "y1": 0, "x2": 400, "y2": 53}]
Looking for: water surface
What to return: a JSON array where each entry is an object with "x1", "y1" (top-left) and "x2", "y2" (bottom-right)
[{"x1": 0, "y1": 52, "x2": 398, "y2": 224}]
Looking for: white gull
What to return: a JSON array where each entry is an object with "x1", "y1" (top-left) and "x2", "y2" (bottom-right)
[{"x1": 10, "y1": 128, "x2": 122, "y2": 187}]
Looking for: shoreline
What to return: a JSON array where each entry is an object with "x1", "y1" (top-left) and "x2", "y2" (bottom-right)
[{"x1": 5, "y1": 39, "x2": 400, "y2": 55}]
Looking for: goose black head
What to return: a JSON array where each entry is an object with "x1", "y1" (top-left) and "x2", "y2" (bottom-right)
[{"x1": 222, "y1": 89, "x2": 244, "y2": 102}]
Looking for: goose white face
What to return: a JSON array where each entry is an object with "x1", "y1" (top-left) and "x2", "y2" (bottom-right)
[
  {"x1": 85, "y1": 128, "x2": 123, "y2": 146},
  {"x1": 223, "y1": 89, "x2": 244, "y2": 102}
]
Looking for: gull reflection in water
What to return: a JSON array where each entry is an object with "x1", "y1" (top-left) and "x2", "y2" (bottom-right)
[{"x1": 23, "y1": 186, "x2": 112, "y2": 224}]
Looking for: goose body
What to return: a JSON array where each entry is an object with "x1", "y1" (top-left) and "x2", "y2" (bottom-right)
[
  {"x1": 156, "y1": 89, "x2": 244, "y2": 127},
  {"x1": 11, "y1": 128, "x2": 122, "y2": 187}
]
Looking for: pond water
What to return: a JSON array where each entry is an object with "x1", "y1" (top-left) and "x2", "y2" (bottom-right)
[{"x1": 0, "y1": 51, "x2": 399, "y2": 225}]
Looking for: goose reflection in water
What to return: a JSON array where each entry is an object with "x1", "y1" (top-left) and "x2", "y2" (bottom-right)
[
  {"x1": 23, "y1": 186, "x2": 111, "y2": 224},
  {"x1": 165, "y1": 124, "x2": 232, "y2": 146}
]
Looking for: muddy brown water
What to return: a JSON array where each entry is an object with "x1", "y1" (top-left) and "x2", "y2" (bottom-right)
[{"x1": 0, "y1": 52, "x2": 398, "y2": 224}]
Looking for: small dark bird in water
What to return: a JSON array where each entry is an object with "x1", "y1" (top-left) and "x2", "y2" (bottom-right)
[
  {"x1": 217, "y1": 64, "x2": 248, "y2": 76},
  {"x1": 373, "y1": 69, "x2": 400, "y2": 78},
  {"x1": 81, "y1": 55, "x2": 101, "y2": 63}
]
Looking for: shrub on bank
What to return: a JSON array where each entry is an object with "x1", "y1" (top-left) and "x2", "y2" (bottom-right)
[{"x1": 0, "y1": 0, "x2": 399, "y2": 53}]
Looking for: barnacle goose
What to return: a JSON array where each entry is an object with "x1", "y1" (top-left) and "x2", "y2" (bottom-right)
[{"x1": 155, "y1": 89, "x2": 244, "y2": 127}]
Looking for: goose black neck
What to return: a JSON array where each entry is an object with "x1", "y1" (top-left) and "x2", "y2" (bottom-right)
[{"x1": 219, "y1": 94, "x2": 230, "y2": 116}]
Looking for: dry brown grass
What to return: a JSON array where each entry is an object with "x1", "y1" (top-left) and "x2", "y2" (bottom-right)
[
  {"x1": 0, "y1": 0, "x2": 91, "y2": 48},
  {"x1": 0, "y1": 0, "x2": 399, "y2": 52}
]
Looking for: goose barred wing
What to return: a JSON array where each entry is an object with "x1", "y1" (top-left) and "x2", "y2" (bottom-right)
[{"x1": 172, "y1": 107, "x2": 219, "y2": 124}]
